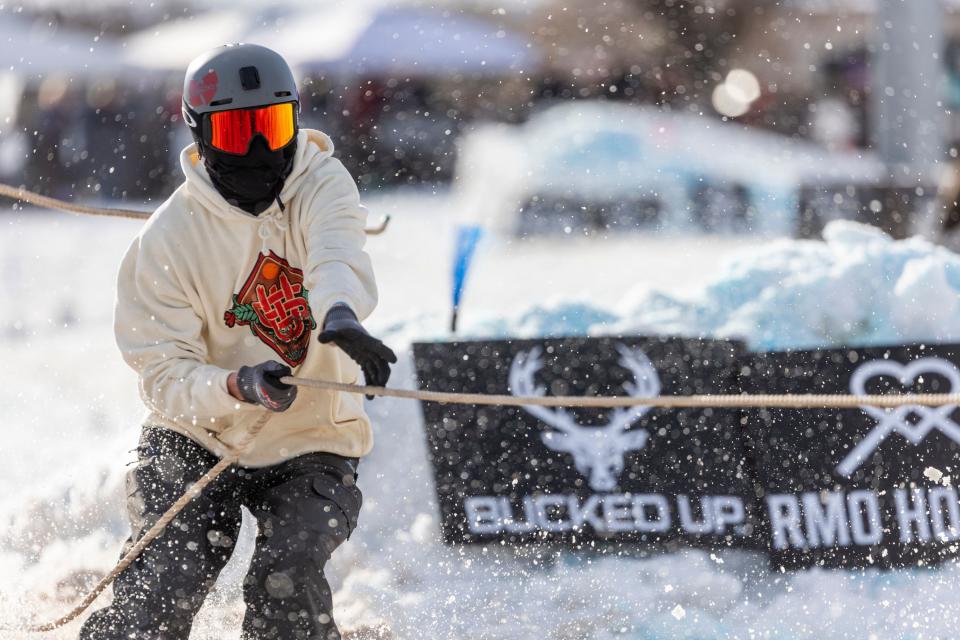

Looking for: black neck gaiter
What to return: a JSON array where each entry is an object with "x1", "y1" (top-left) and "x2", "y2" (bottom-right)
[{"x1": 202, "y1": 134, "x2": 297, "y2": 215}]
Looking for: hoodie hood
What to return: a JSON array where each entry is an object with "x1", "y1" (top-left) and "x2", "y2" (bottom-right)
[{"x1": 180, "y1": 128, "x2": 336, "y2": 221}]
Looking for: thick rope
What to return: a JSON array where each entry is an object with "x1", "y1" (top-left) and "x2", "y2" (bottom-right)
[
  {"x1": 283, "y1": 376, "x2": 960, "y2": 409},
  {"x1": 16, "y1": 377, "x2": 960, "y2": 632},
  {"x1": 0, "y1": 183, "x2": 392, "y2": 234},
  {"x1": 15, "y1": 411, "x2": 273, "y2": 633},
  {"x1": 0, "y1": 183, "x2": 149, "y2": 220}
]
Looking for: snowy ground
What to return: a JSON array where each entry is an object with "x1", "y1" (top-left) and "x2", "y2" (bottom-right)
[{"x1": 3, "y1": 191, "x2": 960, "y2": 639}]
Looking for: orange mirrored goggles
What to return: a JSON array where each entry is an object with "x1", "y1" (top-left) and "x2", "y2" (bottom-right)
[{"x1": 206, "y1": 102, "x2": 297, "y2": 155}]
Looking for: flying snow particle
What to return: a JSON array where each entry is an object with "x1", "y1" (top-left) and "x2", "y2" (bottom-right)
[
  {"x1": 264, "y1": 571, "x2": 296, "y2": 599},
  {"x1": 924, "y1": 466, "x2": 944, "y2": 483},
  {"x1": 671, "y1": 604, "x2": 686, "y2": 620}
]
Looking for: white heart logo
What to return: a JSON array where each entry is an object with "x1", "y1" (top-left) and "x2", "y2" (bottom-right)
[{"x1": 837, "y1": 357, "x2": 960, "y2": 477}]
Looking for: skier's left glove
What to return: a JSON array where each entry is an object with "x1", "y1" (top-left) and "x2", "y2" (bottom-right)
[
  {"x1": 318, "y1": 304, "x2": 397, "y2": 397},
  {"x1": 236, "y1": 360, "x2": 297, "y2": 412}
]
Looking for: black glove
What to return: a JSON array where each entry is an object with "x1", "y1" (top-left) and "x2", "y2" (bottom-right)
[
  {"x1": 236, "y1": 360, "x2": 297, "y2": 412},
  {"x1": 318, "y1": 304, "x2": 397, "y2": 396}
]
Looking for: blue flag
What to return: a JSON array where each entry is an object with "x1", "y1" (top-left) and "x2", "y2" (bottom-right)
[{"x1": 451, "y1": 224, "x2": 483, "y2": 332}]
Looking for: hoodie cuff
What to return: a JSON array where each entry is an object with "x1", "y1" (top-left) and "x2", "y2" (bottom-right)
[
  {"x1": 314, "y1": 296, "x2": 355, "y2": 325},
  {"x1": 205, "y1": 366, "x2": 255, "y2": 415}
]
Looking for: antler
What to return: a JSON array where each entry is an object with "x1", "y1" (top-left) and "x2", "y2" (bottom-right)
[
  {"x1": 603, "y1": 344, "x2": 662, "y2": 433},
  {"x1": 508, "y1": 347, "x2": 579, "y2": 432},
  {"x1": 509, "y1": 344, "x2": 661, "y2": 435}
]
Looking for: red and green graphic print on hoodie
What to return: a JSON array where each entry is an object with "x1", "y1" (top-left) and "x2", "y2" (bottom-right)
[{"x1": 224, "y1": 252, "x2": 317, "y2": 367}]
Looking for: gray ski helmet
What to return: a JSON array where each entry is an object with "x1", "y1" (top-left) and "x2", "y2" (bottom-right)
[{"x1": 181, "y1": 43, "x2": 299, "y2": 142}]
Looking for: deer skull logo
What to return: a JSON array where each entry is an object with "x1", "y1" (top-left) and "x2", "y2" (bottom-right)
[{"x1": 508, "y1": 344, "x2": 661, "y2": 492}]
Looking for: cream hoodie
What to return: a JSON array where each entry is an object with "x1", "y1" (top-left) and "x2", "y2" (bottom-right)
[{"x1": 115, "y1": 129, "x2": 377, "y2": 466}]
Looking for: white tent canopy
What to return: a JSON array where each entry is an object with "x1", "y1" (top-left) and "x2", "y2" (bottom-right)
[
  {"x1": 122, "y1": 8, "x2": 259, "y2": 72},
  {"x1": 122, "y1": 3, "x2": 538, "y2": 76},
  {"x1": 257, "y1": 6, "x2": 538, "y2": 75},
  {"x1": 0, "y1": 13, "x2": 129, "y2": 77}
]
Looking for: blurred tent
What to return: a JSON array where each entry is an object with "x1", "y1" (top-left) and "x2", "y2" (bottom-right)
[
  {"x1": 122, "y1": 8, "x2": 262, "y2": 71},
  {"x1": 0, "y1": 13, "x2": 129, "y2": 76},
  {"x1": 122, "y1": 3, "x2": 538, "y2": 76},
  {"x1": 0, "y1": 12, "x2": 135, "y2": 181},
  {"x1": 259, "y1": 5, "x2": 539, "y2": 75}
]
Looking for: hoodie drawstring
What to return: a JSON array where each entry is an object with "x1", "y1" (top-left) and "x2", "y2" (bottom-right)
[{"x1": 257, "y1": 209, "x2": 289, "y2": 254}]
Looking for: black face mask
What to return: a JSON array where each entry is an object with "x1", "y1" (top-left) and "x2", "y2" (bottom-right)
[{"x1": 201, "y1": 134, "x2": 297, "y2": 215}]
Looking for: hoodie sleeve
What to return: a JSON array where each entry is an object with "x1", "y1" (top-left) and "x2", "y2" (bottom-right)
[
  {"x1": 114, "y1": 228, "x2": 251, "y2": 426},
  {"x1": 301, "y1": 157, "x2": 378, "y2": 322}
]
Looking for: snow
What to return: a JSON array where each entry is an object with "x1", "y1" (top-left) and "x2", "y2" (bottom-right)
[
  {"x1": 453, "y1": 219, "x2": 960, "y2": 353},
  {"x1": 924, "y1": 467, "x2": 945, "y2": 483},
  {"x1": 3, "y1": 193, "x2": 960, "y2": 639},
  {"x1": 605, "y1": 220, "x2": 960, "y2": 351}
]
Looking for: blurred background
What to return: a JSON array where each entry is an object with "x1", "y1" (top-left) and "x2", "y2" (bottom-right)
[
  {"x1": 8, "y1": 4, "x2": 960, "y2": 638},
  {"x1": 0, "y1": 0, "x2": 957, "y2": 243}
]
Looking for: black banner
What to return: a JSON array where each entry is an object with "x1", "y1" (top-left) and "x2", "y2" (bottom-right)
[
  {"x1": 414, "y1": 337, "x2": 960, "y2": 570},
  {"x1": 746, "y1": 344, "x2": 960, "y2": 569},
  {"x1": 413, "y1": 336, "x2": 754, "y2": 548}
]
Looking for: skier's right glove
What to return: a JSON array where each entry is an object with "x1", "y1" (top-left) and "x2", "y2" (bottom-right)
[
  {"x1": 236, "y1": 360, "x2": 297, "y2": 412},
  {"x1": 318, "y1": 304, "x2": 397, "y2": 396}
]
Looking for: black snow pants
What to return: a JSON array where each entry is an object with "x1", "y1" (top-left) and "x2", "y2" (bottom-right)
[{"x1": 79, "y1": 425, "x2": 362, "y2": 640}]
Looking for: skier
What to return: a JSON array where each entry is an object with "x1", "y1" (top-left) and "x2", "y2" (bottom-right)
[{"x1": 80, "y1": 43, "x2": 396, "y2": 640}]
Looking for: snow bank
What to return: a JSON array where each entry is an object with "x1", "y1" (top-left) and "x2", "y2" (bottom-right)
[
  {"x1": 5, "y1": 212, "x2": 960, "y2": 639},
  {"x1": 461, "y1": 221, "x2": 960, "y2": 351},
  {"x1": 621, "y1": 221, "x2": 960, "y2": 350}
]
